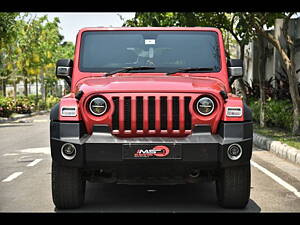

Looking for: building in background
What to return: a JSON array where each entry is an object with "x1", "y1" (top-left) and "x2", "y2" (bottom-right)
[
  {"x1": 4, "y1": 79, "x2": 66, "y2": 98},
  {"x1": 243, "y1": 18, "x2": 300, "y2": 88}
]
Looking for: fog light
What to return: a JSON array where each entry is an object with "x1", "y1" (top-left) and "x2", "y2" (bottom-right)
[
  {"x1": 227, "y1": 144, "x2": 242, "y2": 160},
  {"x1": 61, "y1": 143, "x2": 76, "y2": 160}
]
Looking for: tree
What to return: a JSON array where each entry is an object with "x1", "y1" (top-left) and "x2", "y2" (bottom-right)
[
  {"x1": 35, "y1": 16, "x2": 62, "y2": 103},
  {"x1": 13, "y1": 15, "x2": 67, "y2": 99},
  {"x1": 257, "y1": 34, "x2": 267, "y2": 128},
  {"x1": 0, "y1": 12, "x2": 20, "y2": 49},
  {"x1": 0, "y1": 12, "x2": 74, "y2": 103},
  {"x1": 14, "y1": 15, "x2": 47, "y2": 96},
  {"x1": 0, "y1": 12, "x2": 20, "y2": 96},
  {"x1": 242, "y1": 12, "x2": 300, "y2": 134},
  {"x1": 122, "y1": 12, "x2": 180, "y2": 27}
]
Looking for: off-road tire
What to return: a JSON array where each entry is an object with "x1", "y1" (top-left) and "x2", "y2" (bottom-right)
[
  {"x1": 52, "y1": 161, "x2": 86, "y2": 209},
  {"x1": 216, "y1": 163, "x2": 251, "y2": 209}
]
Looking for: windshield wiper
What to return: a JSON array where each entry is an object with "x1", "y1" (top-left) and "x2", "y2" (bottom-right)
[
  {"x1": 104, "y1": 66, "x2": 155, "y2": 77},
  {"x1": 166, "y1": 67, "x2": 214, "y2": 75}
]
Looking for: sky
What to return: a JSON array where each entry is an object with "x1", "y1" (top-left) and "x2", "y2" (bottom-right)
[{"x1": 34, "y1": 12, "x2": 136, "y2": 44}]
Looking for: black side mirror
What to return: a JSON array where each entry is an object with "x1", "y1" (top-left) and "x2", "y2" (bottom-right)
[
  {"x1": 56, "y1": 59, "x2": 73, "y2": 86},
  {"x1": 227, "y1": 59, "x2": 243, "y2": 85}
]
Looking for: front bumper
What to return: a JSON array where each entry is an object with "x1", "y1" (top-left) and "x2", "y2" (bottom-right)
[{"x1": 50, "y1": 121, "x2": 253, "y2": 169}]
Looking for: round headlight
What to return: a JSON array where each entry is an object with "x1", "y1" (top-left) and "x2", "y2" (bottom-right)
[
  {"x1": 89, "y1": 97, "x2": 108, "y2": 116},
  {"x1": 195, "y1": 96, "x2": 215, "y2": 116}
]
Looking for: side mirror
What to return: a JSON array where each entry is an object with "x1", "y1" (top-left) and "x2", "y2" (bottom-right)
[
  {"x1": 56, "y1": 59, "x2": 73, "y2": 86},
  {"x1": 227, "y1": 59, "x2": 243, "y2": 85}
]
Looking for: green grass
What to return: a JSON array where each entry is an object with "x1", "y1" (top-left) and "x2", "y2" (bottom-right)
[{"x1": 254, "y1": 123, "x2": 300, "y2": 150}]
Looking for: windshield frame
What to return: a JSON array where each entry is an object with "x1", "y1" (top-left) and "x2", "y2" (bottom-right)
[{"x1": 78, "y1": 30, "x2": 222, "y2": 74}]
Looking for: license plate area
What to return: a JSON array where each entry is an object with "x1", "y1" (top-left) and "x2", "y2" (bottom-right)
[{"x1": 123, "y1": 144, "x2": 182, "y2": 160}]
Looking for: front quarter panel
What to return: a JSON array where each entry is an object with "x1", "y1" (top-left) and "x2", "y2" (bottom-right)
[{"x1": 221, "y1": 94, "x2": 244, "y2": 122}]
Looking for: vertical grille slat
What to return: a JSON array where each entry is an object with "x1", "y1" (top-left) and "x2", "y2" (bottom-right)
[
  {"x1": 124, "y1": 97, "x2": 131, "y2": 130},
  {"x1": 118, "y1": 97, "x2": 125, "y2": 132},
  {"x1": 155, "y1": 96, "x2": 161, "y2": 132},
  {"x1": 172, "y1": 97, "x2": 179, "y2": 130},
  {"x1": 112, "y1": 97, "x2": 119, "y2": 130},
  {"x1": 184, "y1": 97, "x2": 192, "y2": 130},
  {"x1": 148, "y1": 97, "x2": 155, "y2": 130},
  {"x1": 131, "y1": 96, "x2": 137, "y2": 132},
  {"x1": 179, "y1": 96, "x2": 185, "y2": 131},
  {"x1": 160, "y1": 97, "x2": 168, "y2": 130},
  {"x1": 111, "y1": 94, "x2": 192, "y2": 135},
  {"x1": 167, "y1": 96, "x2": 173, "y2": 132},
  {"x1": 136, "y1": 97, "x2": 143, "y2": 130},
  {"x1": 143, "y1": 97, "x2": 149, "y2": 132}
]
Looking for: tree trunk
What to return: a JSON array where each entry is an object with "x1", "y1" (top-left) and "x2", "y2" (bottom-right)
[
  {"x1": 40, "y1": 71, "x2": 46, "y2": 103},
  {"x1": 258, "y1": 36, "x2": 266, "y2": 128},
  {"x1": 225, "y1": 31, "x2": 231, "y2": 58},
  {"x1": 235, "y1": 43, "x2": 248, "y2": 103},
  {"x1": 35, "y1": 74, "x2": 39, "y2": 110},
  {"x1": 24, "y1": 76, "x2": 28, "y2": 96},
  {"x1": 280, "y1": 19, "x2": 300, "y2": 135},
  {"x1": 44, "y1": 85, "x2": 47, "y2": 105},
  {"x1": 2, "y1": 79, "x2": 6, "y2": 97},
  {"x1": 13, "y1": 80, "x2": 17, "y2": 111},
  {"x1": 240, "y1": 44, "x2": 245, "y2": 60},
  {"x1": 13, "y1": 80, "x2": 17, "y2": 101},
  {"x1": 285, "y1": 45, "x2": 300, "y2": 135}
]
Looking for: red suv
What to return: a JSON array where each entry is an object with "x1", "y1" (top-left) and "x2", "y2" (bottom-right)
[{"x1": 50, "y1": 27, "x2": 253, "y2": 209}]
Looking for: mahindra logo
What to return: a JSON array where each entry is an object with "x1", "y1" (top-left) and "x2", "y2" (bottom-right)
[{"x1": 134, "y1": 145, "x2": 170, "y2": 158}]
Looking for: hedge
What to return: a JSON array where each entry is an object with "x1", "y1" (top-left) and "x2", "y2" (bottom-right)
[
  {"x1": 0, "y1": 95, "x2": 59, "y2": 118},
  {"x1": 248, "y1": 98, "x2": 294, "y2": 131}
]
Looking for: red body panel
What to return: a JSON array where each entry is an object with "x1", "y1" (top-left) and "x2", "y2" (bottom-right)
[
  {"x1": 75, "y1": 76, "x2": 227, "y2": 94},
  {"x1": 58, "y1": 93, "x2": 81, "y2": 121},
  {"x1": 221, "y1": 93, "x2": 244, "y2": 122}
]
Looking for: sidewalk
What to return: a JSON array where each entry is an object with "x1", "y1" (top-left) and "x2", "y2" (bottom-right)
[
  {"x1": 0, "y1": 110, "x2": 50, "y2": 124},
  {"x1": 253, "y1": 132, "x2": 300, "y2": 165}
]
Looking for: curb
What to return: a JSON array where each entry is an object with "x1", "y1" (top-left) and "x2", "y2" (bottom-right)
[
  {"x1": 253, "y1": 132, "x2": 300, "y2": 165},
  {"x1": 0, "y1": 110, "x2": 50, "y2": 124}
]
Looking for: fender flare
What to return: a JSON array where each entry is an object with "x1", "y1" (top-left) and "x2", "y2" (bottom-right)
[
  {"x1": 50, "y1": 102, "x2": 60, "y2": 121},
  {"x1": 243, "y1": 103, "x2": 252, "y2": 121}
]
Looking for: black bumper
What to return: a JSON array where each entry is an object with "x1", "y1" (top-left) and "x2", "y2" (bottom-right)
[{"x1": 50, "y1": 121, "x2": 253, "y2": 169}]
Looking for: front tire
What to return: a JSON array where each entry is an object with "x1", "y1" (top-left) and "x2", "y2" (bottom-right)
[
  {"x1": 216, "y1": 163, "x2": 251, "y2": 209},
  {"x1": 52, "y1": 161, "x2": 86, "y2": 209}
]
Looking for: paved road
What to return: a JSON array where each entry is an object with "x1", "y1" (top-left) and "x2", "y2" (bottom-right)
[{"x1": 0, "y1": 114, "x2": 300, "y2": 212}]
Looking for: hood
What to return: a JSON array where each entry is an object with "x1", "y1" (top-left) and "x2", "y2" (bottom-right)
[{"x1": 75, "y1": 75, "x2": 226, "y2": 95}]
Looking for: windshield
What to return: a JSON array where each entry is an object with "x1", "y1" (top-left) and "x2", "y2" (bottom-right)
[{"x1": 79, "y1": 31, "x2": 221, "y2": 73}]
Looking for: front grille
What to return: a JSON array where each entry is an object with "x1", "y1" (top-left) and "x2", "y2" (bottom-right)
[{"x1": 112, "y1": 95, "x2": 192, "y2": 136}]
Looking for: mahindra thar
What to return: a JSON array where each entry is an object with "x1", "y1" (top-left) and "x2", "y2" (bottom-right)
[{"x1": 50, "y1": 27, "x2": 253, "y2": 209}]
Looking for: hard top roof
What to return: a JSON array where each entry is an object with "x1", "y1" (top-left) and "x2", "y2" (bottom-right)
[{"x1": 78, "y1": 26, "x2": 221, "y2": 33}]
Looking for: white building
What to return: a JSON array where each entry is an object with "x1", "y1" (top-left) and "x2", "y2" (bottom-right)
[{"x1": 243, "y1": 18, "x2": 300, "y2": 87}]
